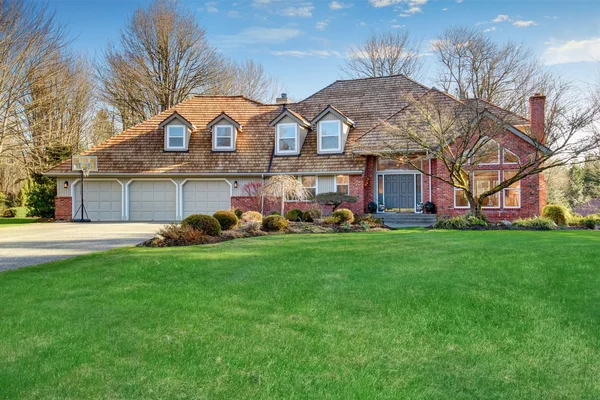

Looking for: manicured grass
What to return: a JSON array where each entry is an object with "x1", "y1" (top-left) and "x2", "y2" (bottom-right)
[
  {"x1": 1, "y1": 230, "x2": 599, "y2": 399},
  {"x1": 0, "y1": 218, "x2": 38, "y2": 227}
]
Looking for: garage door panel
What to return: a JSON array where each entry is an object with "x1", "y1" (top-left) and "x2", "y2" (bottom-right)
[
  {"x1": 129, "y1": 181, "x2": 177, "y2": 221},
  {"x1": 73, "y1": 180, "x2": 122, "y2": 221},
  {"x1": 182, "y1": 180, "x2": 230, "y2": 218}
]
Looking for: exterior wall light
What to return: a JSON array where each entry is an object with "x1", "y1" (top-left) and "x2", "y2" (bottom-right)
[
  {"x1": 63, "y1": 181, "x2": 69, "y2": 189},
  {"x1": 233, "y1": 180, "x2": 238, "y2": 188}
]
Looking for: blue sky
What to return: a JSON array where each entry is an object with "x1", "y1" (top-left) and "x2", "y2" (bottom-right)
[{"x1": 51, "y1": 0, "x2": 600, "y2": 100}]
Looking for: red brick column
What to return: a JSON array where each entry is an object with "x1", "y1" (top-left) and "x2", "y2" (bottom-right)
[
  {"x1": 363, "y1": 155, "x2": 376, "y2": 212},
  {"x1": 54, "y1": 197, "x2": 72, "y2": 221}
]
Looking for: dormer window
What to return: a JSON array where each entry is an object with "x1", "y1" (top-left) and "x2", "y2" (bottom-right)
[
  {"x1": 319, "y1": 120, "x2": 342, "y2": 153},
  {"x1": 213, "y1": 125, "x2": 234, "y2": 151},
  {"x1": 277, "y1": 123, "x2": 298, "y2": 154},
  {"x1": 167, "y1": 125, "x2": 186, "y2": 150}
]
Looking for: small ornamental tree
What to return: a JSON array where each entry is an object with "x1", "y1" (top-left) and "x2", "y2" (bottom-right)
[
  {"x1": 262, "y1": 175, "x2": 310, "y2": 215},
  {"x1": 241, "y1": 181, "x2": 263, "y2": 212},
  {"x1": 315, "y1": 192, "x2": 358, "y2": 212}
]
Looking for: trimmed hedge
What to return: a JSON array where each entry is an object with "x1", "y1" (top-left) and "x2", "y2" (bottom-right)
[
  {"x1": 233, "y1": 209, "x2": 243, "y2": 219},
  {"x1": 332, "y1": 208, "x2": 354, "y2": 223},
  {"x1": 542, "y1": 204, "x2": 570, "y2": 225},
  {"x1": 262, "y1": 215, "x2": 288, "y2": 232},
  {"x1": 241, "y1": 211, "x2": 262, "y2": 223},
  {"x1": 182, "y1": 214, "x2": 222, "y2": 236},
  {"x1": 285, "y1": 209, "x2": 303, "y2": 221},
  {"x1": 512, "y1": 217, "x2": 557, "y2": 231},
  {"x1": 302, "y1": 207, "x2": 321, "y2": 222},
  {"x1": 213, "y1": 210, "x2": 238, "y2": 230}
]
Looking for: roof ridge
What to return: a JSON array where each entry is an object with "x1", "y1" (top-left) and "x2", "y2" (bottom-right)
[
  {"x1": 465, "y1": 97, "x2": 529, "y2": 123},
  {"x1": 191, "y1": 94, "x2": 266, "y2": 106}
]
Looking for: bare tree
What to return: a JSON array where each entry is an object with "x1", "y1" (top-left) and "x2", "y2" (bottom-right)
[
  {"x1": 209, "y1": 59, "x2": 284, "y2": 103},
  {"x1": 86, "y1": 108, "x2": 117, "y2": 148},
  {"x1": 432, "y1": 26, "x2": 556, "y2": 116},
  {"x1": 341, "y1": 31, "x2": 424, "y2": 80},
  {"x1": 97, "y1": 0, "x2": 220, "y2": 129},
  {"x1": 261, "y1": 175, "x2": 310, "y2": 215},
  {"x1": 378, "y1": 88, "x2": 600, "y2": 217}
]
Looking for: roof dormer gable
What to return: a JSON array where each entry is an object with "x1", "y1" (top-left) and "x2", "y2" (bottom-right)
[
  {"x1": 269, "y1": 107, "x2": 310, "y2": 156},
  {"x1": 269, "y1": 107, "x2": 311, "y2": 129},
  {"x1": 207, "y1": 112, "x2": 241, "y2": 152},
  {"x1": 311, "y1": 105, "x2": 353, "y2": 155},
  {"x1": 159, "y1": 112, "x2": 195, "y2": 152}
]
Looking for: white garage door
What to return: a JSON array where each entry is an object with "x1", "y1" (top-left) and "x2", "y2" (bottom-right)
[
  {"x1": 73, "y1": 180, "x2": 122, "y2": 221},
  {"x1": 182, "y1": 180, "x2": 231, "y2": 218},
  {"x1": 129, "y1": 181, "x2": 177, "y2": 221}
]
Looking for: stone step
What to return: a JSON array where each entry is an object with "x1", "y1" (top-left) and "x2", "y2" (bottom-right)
[{"x1": 378, "y1": 214, "x2": 437, "y2": 228}]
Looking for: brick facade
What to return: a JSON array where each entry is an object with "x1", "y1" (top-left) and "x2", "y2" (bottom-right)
[
  {"x1": 54, "y1": 196, "x2": 72, "y2": 221},
  {"x1": 363, "y1": 155, "x2": 376, "y2": 212}
]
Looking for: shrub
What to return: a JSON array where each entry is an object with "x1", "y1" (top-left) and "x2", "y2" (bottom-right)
[
  {"x1": 269, "y1": 211, "x2": 281, "y2": 216},
  {"x1": 302, "y1": 207, "x2": 322, "y2": 222},
  {"x1": 359, "y1": 221, "x2": 370, "y2": 231},
  {"x1": 315, "y1": 192, "x2": 358, "y2": 211},
  {"x1": 213, "y1": 210, "x2": 238, "y2": 230},
  {"x1": 2, "y1": 208, "x2": 16, "y2": 218},
  {"x1": 542, "y1": 204, "x2": 570, "y2": 225},
  {"x1": 340, "y1": 221, "x2": 352, "y2": 230},
  {"x1": 262, "y1": 215, "x2": 288, "y2": 232},
  {"x1": 356, "y1": 214, "x2": 383, "y2": 227},
  {"x1": 332, "y1": 208, "x2": 354, "y2": 223},
  {"x1": 233, "y1": 208, "x2": 243, "y2": 219},
  {"x1": 182, "y1": 214, "x2": 222, "y2": 236},
  {"x1": 241, "y1": 211, "x2": 262, "y2": 223},
  {"x1": 285, "y1": 208, "x2": 303, "y2": 221},
  {"x1": 152, "y1": 223, "x2": 211, "y2": 246},
  {"x1": 512, "y1": 217, "x2": 557, "y2": 231},
  {"x1": 433, "y1": 215, "x2": 487, "y2": 229},
  {"x1": 25, "y1": 176, "x2": 56, "y2": 218},
  {"x1": 322, "y1": 216, "x2": 339, "y2": 225},
  {"x1": 239, "y1": 220, "x2": 262, "y2": 233},
  {"x1": 582, "y1": 217, "x2": 598, "y2": 229}
]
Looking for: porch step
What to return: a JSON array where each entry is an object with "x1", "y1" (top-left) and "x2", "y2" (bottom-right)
[{"x1": 378, "y1": 213, "x2": 437, "y2": 228}]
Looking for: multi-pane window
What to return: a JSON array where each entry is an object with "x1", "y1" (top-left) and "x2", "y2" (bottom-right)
[
  {"x1": 503, "y1": 171, "x2": 521, "y2": 208},
  {"x1": 474, "y1": 171, "x2": 500, "y2": 208},
  {"x1": 454, "y1": 171, "x2": 470, "y2": 208},
  {"x1": 336, "y1": 175, "x2": 349, "y2": 194},
  {"x1": 214, "y1": 125, "x2": 234, "y2": 150},
  {"x1": 302, "y1": 176, "x2": 317, "y2": 200},
  {"x1": 167, "y1": 125, "x2": 185, "y2": 149},
  {"x1": 319, "y1": 120, "x2": 341, "y2": 152},
  {"x1": 475, "y1": 139, "x2": 500, "y2": 165},
  {"x1": 277, "y1": 123, "x2": 297, "y2": 154},
  {"x1": 503, "y1": 149, "x2": 519, "y2": 164}
]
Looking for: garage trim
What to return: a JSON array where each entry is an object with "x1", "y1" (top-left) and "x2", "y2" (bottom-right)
[
  {"x1": 71, "y1": 178, "x2": 124, "y2": 220},
  {"x1": 125, "y1": 178, "x2": 178, "y2": 221},
  {"x1": 180, "y1": 179, "x2": 232, "y2": 220}
]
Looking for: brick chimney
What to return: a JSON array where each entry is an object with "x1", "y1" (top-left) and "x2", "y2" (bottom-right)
[
  {"x1": 529, "y1": 93, "x2": 546, "y2": 144},
  {"x1": 276, "y1": 93, "x2": 290, "y2": 105}
]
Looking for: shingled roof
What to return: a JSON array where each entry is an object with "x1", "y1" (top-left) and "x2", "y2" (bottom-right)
[{"x1": 45, "y1": 75, "x2": 532, "y2": 176}]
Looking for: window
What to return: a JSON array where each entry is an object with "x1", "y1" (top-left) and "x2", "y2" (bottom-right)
[
  {"x1": 475, "y1": 139, "x2": 499, "y2": 165},
  {"x1": 503, "y1": 171, "x2": 521, "y2": 208},
  {"x1": 319, "y1": 120, "x2": 342, "y2": 152},
  {"x1": 214, "y1": 125, "x2": 234, "y2": 150},
  {"x1": 335, "y1": 175, "x2": 349, "y2": 194},
  {"x1": 277, "y1": 123, "x2": 297, "y2": 154},
  {"x1": 503, "y1": 149, "x2": 519, "y2": 164},
  {"x1": 454, "y1": 171, "x2": 470, "y2": 208},
  {"x1": 302, "y1": 176, "x2": 317, "y2": 200},
  {"x1": 167, "y1": 125, "x2": 185, "y2": 150},
  {"x1": 474, "y1": 171, "x2": 500, "y2": 208}
]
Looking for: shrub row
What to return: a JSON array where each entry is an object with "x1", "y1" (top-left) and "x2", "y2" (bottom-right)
[{"x1": 284, "y1": 208, "x2": 323, "y2": 222}]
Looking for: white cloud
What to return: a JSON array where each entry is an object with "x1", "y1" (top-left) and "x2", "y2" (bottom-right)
[
  {"x1": 369, "y1": 0, "x2": 426, "y2": 8},
  {"x1": 316, "y1": 20, "x2": 329, "y2": 31},
  {"x1": 544, "y1": 37, "x2": 600, "y2": 65},
  {"x1": 441, "y1": 7, "x2": 448, "y2": 11},
  {"x1": 492, "y1": 14, "x2": 509, "y2": 23},
  {"x1": 280, "y1": 5, "x2": 314, "y2": 17},
  {"x1": 272, "y1": 49, "x2": 341, "y2": 58},
  {"x1": 217, "y1": 27, "x2": 302, "y2": 48},
  {"x1": 204, "y1": 2, "x2": 218, "y2": 13},
  {"x1": 227, "y1": 10, "x2": 241, "y2": 18},
  {"x1": 329, "y1": 1, "x2": 353, "y2": 10},
  {"x1": 405, "y1": 6, "x2": 421, "y2": 14},
  {"x1": 483, "y1": 27, "x2": 496, "y2": 33},
  {"x1": 513, "y1": 20, "x2": 536, "y2": 27},
  {"x1": 358, "y1": 21, "x2": 366, "y2": 26},
  {"x1": 253, "y1": 0, "x2": 279, "y2": 7},
  {"x1": 392, "y1": 24, "x2": 406, "y2": 28},
  {"x1": 456, "y1": 0, "x2": 463, "y2": 3}
]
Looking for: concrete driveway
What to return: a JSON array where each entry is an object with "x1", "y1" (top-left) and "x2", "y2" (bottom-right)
[{"x1": 0, "y1": 222, "x2": 163, "y2": 271}]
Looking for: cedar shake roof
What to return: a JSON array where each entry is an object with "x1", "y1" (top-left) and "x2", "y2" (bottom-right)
[{"x1": 45, "y1": 75, "x2": 533, "y2": 176}]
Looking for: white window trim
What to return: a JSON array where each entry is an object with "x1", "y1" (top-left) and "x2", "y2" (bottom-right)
[
  {"x1": 166, "y1": 125, "x2": 186, "y2": 150},
  {"x1": 502, "y1": 171, "x2": 521, "y2": 209},
  {"x1": 502, "y1": 148, "x2": 520, "y2": 165},
  {"x1": 276, "y1": 123, "x2": 298, "y2": 155},
  {"x1": 213, "y1": 125, "x2": 235, "y2": 151},
  {"x1": 318, "y1": 120, "x2": 342, "y2": 153},
  {"x1": 475, "y1": 170, "x2": 501, "y2": 209},
  {"x1": 477, "y1": 138, "x2": 500, "y2": 166},
  {"x1": 334, "y1": 174, "x2": 350, "y2": 195},
  {"x1": 454, "y1": 187, "x2": 470, "y2": 209},
  {"x1": 284, "y1": 175, "x2": 319, "y2": 202}
]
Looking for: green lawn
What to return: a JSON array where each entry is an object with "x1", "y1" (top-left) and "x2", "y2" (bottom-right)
[
  {"x1": 1, "y1": 230, "x2": 599, "y2": 399},
  {"x1": 0, "y1": 218, "x2": 38, "y2": 227}
]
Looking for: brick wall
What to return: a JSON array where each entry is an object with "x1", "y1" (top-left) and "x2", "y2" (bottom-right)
[
  {"x1": 54, "y1": 196, "x2": 72, "y2": 221},
  {"x1": 231, "y1": 174, "x2": 365, "y2": 216},
  {"x1": 363, "y1": 155, "x2": 375, "y2": 212}
]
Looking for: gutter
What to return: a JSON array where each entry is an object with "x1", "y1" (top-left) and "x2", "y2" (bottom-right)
[{"x1": 43, "y1": 170, "x2": 365, "y2": 178}]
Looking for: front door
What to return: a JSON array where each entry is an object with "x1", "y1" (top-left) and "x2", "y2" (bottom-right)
[{"x1": 383, "y1": 174, "x2": 415, "y2": 210}]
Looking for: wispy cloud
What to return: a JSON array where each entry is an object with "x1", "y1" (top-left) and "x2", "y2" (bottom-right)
[
  {"x1": 392, "y1": 24, "x2": 406, "y2": 28},
  {"x1": 492, "y1": 14, "x2": 509, "y2": 23},
  {"x1": 227, "y1": 10, "x2": 241, "y2": 18},
  {"x1": 217, "y1": 27, "x2": 302, "y2": 48},
  {"x1": 252, "y1": 0, "x2": 279, "y2": 7},
  {"x1": 280, "y1": 4, "x2": 314, "y2": 17},
  {"x1": 329, "y1": 1, "x2": 353, "y2": 10},
  {"x1": 369, "y1": 0, "x2": 426, "y2": 9},
  {"x1": 544, "y1": 37, "x2": 600, "y2": 64},
  {"x1": 441, "y1": 7, "x2": 448, "y2": 11},
  {"x1": 316, "y1": 20, "x2": 329, "y2": 31},
  {"x1": 513, "y1": 20, "x2": 536, "y2": 27},
  {"x1": 483, "y1": 27, "x2": 496, "y2": 33},
  {"x1": 272, "y1": 49, "x2": 341, "y2": 58}
]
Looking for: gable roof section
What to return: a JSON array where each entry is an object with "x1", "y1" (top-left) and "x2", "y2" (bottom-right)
[
  {"x1": 311, "y1": 105, "x2": 355, "y2": 127},
  {"x1": 269, "y1": 107, "x2": 311, "y2": 128},
  {"x1": 158, "y1": 111, "x2": 196, "y2": 130},
  {"x1": 207, "y1": 112, "x2": 242, "y2": 130},
  {"x1": 463, "y1": 98, "x2": 529, "y2": 127}
]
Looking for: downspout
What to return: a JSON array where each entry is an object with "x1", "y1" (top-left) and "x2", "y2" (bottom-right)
[{"x1": 428, "y1": 156, "x2": 432, "y2": 203}]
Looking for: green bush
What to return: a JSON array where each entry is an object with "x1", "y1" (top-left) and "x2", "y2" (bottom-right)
[
  {"x1": 269, "y1": 211, "x2": 281, "y2": 216},
  {"x1": 262, "y1": 215, "x2": 288, "y2": 232},
  {"x1": 332, "y1": 208, "x2": 354, "y2": 223},
  {"x1": 182, "y1": 214, "x2": 222, "y2": 236},
  {"x1": 233, "y1": 209, "x2": 243, "y2": 219},
  {"x1": 512, "y1": 217, "x2": 557, "y2": 231},
  {"x1": 25, "y1": 176, "x2": 56, "y2": 218},
  {"x1": 213, "y1": 210, "x2": 238, "y2": 230},
  {"x1": 322, "y1": 216, "x2": 339, "y2": 225},
  {"x1": 151, "y1": 223, "x2": 211, "y2": 247},
  {"x1": 356, "y1": 214, "x2": 383, "y2": 227},
  {"x1": 2, "y1": 208, "x2": 16, "y2": 218},
  {"x1": 433, "y1": 215, "x2": 487, "y2": 230},
  {"x1": 302, "y1": 207, "x2": 321, "y2": 222},
  {"x1": 285, "y1": 208, "x2": 303, "y2": 221},
  {"x1": 542, "y1": 204, "x2": 570, "y2": 225},
  {"x1": 359, "y1": 221, "x2": 370, "y2": 231},
  {"x1": 241, "y1": 211, "x2": 262, "y2": 223},
  {"x1": 582, "y1": 217, "x2": 598, "y2": 229}
]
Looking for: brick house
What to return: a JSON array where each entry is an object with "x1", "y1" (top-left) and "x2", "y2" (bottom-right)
[{"x1": 45, "y1": 75, "x2": 547, "y2": 222}]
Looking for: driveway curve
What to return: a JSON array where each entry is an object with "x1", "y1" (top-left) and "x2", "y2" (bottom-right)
[{"x1": 0, "y1": 222, "x2": 162, "y2": 271}]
